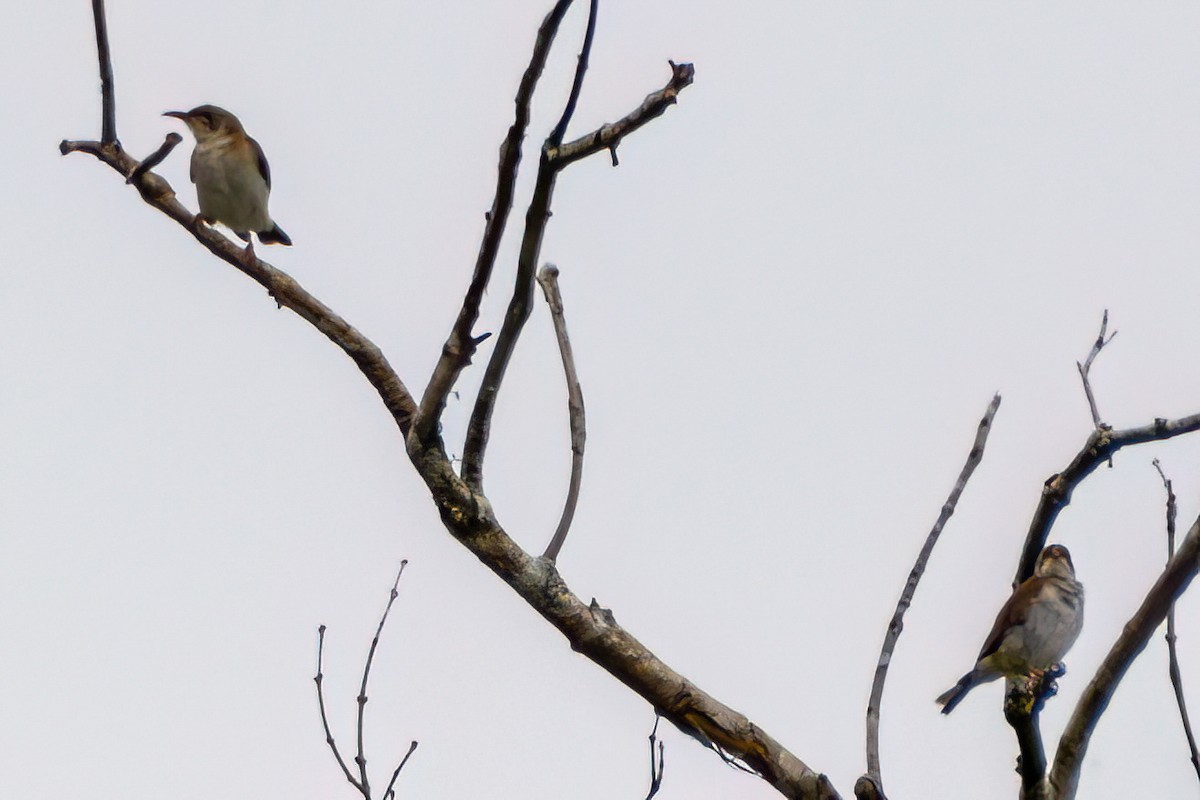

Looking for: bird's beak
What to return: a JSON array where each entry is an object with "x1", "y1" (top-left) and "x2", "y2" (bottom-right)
[{"x1": 162, "y1": 111, "x2": 189, "y2": 121}]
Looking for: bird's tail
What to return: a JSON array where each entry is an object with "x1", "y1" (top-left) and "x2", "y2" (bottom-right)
[
  {"x1": 936, "y1": 671, "x2": 979, "y2": 715},
  {"x1": 259, "y1": 223, "x2": 292, "y2": 246}
]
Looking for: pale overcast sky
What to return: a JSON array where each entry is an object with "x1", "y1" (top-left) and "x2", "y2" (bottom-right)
[{"x1": 5, "y1": 2, "x2": 1200, "y2": 798}]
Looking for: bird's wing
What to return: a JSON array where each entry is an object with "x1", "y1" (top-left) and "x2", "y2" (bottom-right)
[
  {"x1": 976, "y1": 577, "x2": 1044, "y2": 660},
  {"x1": 248, "y1": 136, "x2": 271, "y2": 190}
]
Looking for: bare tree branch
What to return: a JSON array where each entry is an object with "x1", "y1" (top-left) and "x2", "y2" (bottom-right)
[
  {"x1": 91, "y1": 0, "x2": 117, "y2": 145},
  {"x1": 1153, "y1": 459, "x2": 1200, "y2": 783},
  {"x1": 414, "y1": 0, "x2": 577, "y2": 448},
  {"x1": 355, "y1": 561, "x2": 410, "y2": 796},
  {"x1": 547, "y1": 61, "x2": 696, "y2": 170},
  {"x1": 315, "y1": 625, "x2": 366, "y2": 798},
  {"x1": 1013, "y1": 412, "x2": 1200, "y2": 585},
  {"x1": 549, "y1": 0, "x2": 598, "y2": 147},
  {"x1": 59, "y1": 141, "x2": 419, "y2": 435},
  {"x1": 1075, "y1": 310, "x2": 1116, "y2": 430},
  {"x1": 1003, "y1": 665, "x2": 1068, "y2": 800},
  {"x1": 1049, "y1": 511, "x2": 1200, "y2": 800},
  {"x1": 859, "y1": 394, "x2": 1001, "y2": 799},
  {"x1": 537, "y1": 264, "x2": 586, "y2": 562}
]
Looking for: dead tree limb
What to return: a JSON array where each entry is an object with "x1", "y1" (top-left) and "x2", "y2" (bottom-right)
[{"x1": 62, "y1": 3, "x2": 836, "y2": 798}]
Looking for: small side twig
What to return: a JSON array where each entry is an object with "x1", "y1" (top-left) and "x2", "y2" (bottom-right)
[
  {"x1": 537, "y1": 264, "x2": 586, "y2": 563},
  {"x1": 1153, "y1": 459, "x2": 1200, "y2": 783},
  {"x1": 126, "y1": 133, "x2": 182, "y2": 184},
  {"x1": 356, "y1": 560, "x2": 410, "y2": 797},
  {"x1": 91, "y1": 0, "x2": 117, "y2": 145},
  {"x1": 860, "y1": 394, "x2": 1002, "y2": 798},
  {"x1": 547, "y1": 60, "x2": 696, "y2": 170},
  {"x1": 645, "y1": 714, "x2": 665, "y2": 800},
  {"x1": 380, "y1": 740, "x2": 420, "y2": 800},
  {"x1": 315, "y1": 625, "x2": 366, "y2": 798},
  {"x1": 1075, "y1": 309, "x2": 1117, "y2": 430}
]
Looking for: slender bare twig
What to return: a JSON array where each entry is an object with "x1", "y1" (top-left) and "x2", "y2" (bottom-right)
[
  {"x1": 1153, "y1": 459, "x2": 1200, "y2": 783},
  {"x1": 413, "y1": 0, "x2": 577, "y2": 448},
  {"x1": 91, "y1": 0, "x2": 117, "y2": 144},
  {"x1": 645, "y1": 715, "x2": 665, "y2": 800},
  {"x1": 1050, "y1": 510, "x2": 1200, "y2": 800},
  {"x1": 126, "y1": 133, "x2": 181, "y2": 184},
  {"x1": 356, "y1": 561, "x2": 410, "y2": 796},
  {"x1": 1075, "y1": 310, "x2": 1117, "y2": 429},
  {"x1": 381, "y1": 740, "x2": 419, "y2": 800},
  {"x1": 315, "y1": 625, "x2": 367, "y2": 798},
  {"x1": 549, "y1": 0, "x2": 598, "y2": 147},
  {"x1": 537, "y1": 264, "x2": 586, "y2": 562},
  {"x1": 547, "y1": 60, "x2": 696, "y2": 170},
  {"x1": 1013, "y1": 412, "x2": 1200, "y2": 585},
  {"x1": 859, "y1": 394, "x2": 1001, "y2": 799}
]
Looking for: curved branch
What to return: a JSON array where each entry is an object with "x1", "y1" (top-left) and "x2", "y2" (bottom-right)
[
  {"x1": 1075, "y1": 310, "x2": 1116, "y2": 430},
  {"x1": 537, "y1": 265, "x2": 586, "y2": 563},
  {"x1": 1049, "y1": 511, "x2": 1200, "y2": 800},
  {"x1": 860, "y1": 394, "x2": 1001, "y2": 798},
  {"x1": 1013, "y1": 412, "x2": 1200, "y2": 585}
]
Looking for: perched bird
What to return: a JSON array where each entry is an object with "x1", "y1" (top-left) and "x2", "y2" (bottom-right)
[
  {"x1": 936, "y1": 544, "x2": 1084, "y2": 714},
  {"x1": 163, "y1": 105, "x2": 292, "y2": 249}
]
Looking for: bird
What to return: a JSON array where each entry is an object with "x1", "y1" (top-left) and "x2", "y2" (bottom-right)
[
  {"x1": 163, "y1": 105, "x2": 292, "y2": 251},
  {"x1": 936, "y1": 544, "x2": 1084, "y2": 714}
]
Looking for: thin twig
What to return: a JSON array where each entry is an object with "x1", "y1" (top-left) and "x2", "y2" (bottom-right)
[
  {"x1": 1153, "y1": 459, "x2": 1200, "y2": 783},
  {"x1": 1075, "y1": 310, "x2": 1117, "y2": 429},
  {"x1": 356, "y1": 560, "x2": 410, "y2": 797},
  {"x1": 861, "y1": 394, "x2": 1001, "y2": 797},
  {"x1": 315, "y1": 625, "x2": 366, "y2": 797},
  {"x1": 91, "y1": 0, "x2": 117, "y2": 144},
  {"x1": 126, "y1": 133, "x2": 182, "y2": 184},
  {"x1": 549, "y1": 0, "x2": 598, "y2": 146},
  {"x1": 413, "y1": 0, "x2": 577, "y2": 448},
  {"x1": 547, "y1": 61, "x2": 696, "y2": 170},
  {"x1": 645, "y1": 715, "x2": 665, "y2": 800},
  {"x1": 537, "y1": 265, "x2": 586, "y2": 562},
  {"x1": 1050, "y1": 510, "x2": 1200, "y2": 800},
  {"x1": 381, "y1": 740, "x2": 420, "y2": 800}
]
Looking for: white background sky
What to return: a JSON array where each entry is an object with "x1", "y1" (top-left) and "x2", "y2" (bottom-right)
[{"x1": 5, "y1": 2, "x2": 1200, "y2": 798}]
